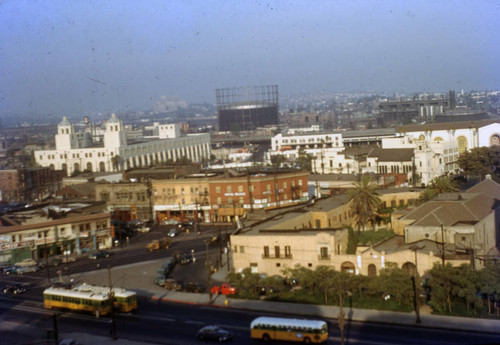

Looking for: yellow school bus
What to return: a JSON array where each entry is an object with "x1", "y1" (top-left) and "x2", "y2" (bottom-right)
[{"x1": 250, "y1": 316, "x2": 328, "y2": 343}]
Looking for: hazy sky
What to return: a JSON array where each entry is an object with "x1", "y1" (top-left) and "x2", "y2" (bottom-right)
[{"x1": 1, "y1": 0, "x2": 499, "y2": 116}]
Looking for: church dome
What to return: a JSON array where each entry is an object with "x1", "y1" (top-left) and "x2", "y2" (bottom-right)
[
  {"x1": 107, "y1": 113, "x2": 120, "y2": 124},
  {"x1": 58, "y1": 116, "x2": 71, "y2": 127}
]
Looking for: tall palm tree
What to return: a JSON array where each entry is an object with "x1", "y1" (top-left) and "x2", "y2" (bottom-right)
[{"x1": 347, "y1": 175, "x2": 381, "y2": 231}]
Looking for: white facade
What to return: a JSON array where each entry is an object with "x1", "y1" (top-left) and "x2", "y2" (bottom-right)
[
  {"x1": 399, "y1": 121, "x2": 500, "y2": 154},
  {"x1": 311, "y1": 149, "x2": 359, "y2": 174},
  {"x1": 270, "y1": 132, "x2": 344, "y2": 161},
  {"x1": 35, "y1": 114, "x2": 211, "y2": 175},
  {"x1": 414, "y1": 140, "x2": 459, "y2": 185}
]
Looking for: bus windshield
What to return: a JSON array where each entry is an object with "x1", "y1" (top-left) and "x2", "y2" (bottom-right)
[{"x1": 250, "y1": 316, "x2": 328, "y2": 343}]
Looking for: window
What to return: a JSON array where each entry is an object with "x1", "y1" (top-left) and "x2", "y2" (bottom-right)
[
  {"x1": 239, "y1": 246, "x2": 244, "y2": 253},
  {"x1": 282, "y1": 181, "x2": 287, "y2": 188},
  {"x1": 227, "y1": 186, "x2": 232, "y2": 193},
  {"x1": 263, "y1": 246, "x2": 269, "y2": 258},
  {"x1": 274, "y1": 246, "x2": 280, "y2": 258},
  {"x1": 266, "y1": 184, "x2": 271, "y2": 191},
  {"x1": 238, "y1": 185, "x2": 243, "y2": 193},
  {"x1": 239, "y1": 197, "x2": 244, "y2": 204},
  {"x1": 228, "y1": 197, "x2": 233, "y2": 204},
  {"x1": 217, "y1": 197, "x2": 222, "y2": 204},
  {"x1": 320, "y1": 247, "x2": 329, "y2": 259},
  {"x1": 315, "y1": 219, "x2": 321, "y2": 228},
  {"x1": 285, "y1": 246, "x2": 291, "y2": 257}
]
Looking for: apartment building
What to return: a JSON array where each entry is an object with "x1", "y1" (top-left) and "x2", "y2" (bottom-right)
[
  {"x1": 0, "y1": 203, "x2": 111, "y2": 264},
  {"x1": 231, "y1": 188, "x2": 442, "y2": 277}
]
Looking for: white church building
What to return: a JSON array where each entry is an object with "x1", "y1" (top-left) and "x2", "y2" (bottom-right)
[{"x1": 35, "y1": 114, "x2": 211, "y2": 175}]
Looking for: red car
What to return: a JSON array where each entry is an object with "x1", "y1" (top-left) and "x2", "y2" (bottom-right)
[{"x1": 211, "y1": 283, "x2": 237, "y2": 295}]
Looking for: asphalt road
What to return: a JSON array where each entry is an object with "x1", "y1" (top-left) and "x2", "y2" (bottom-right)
[{"x1": 2, "y1": 293, "x2": 500, "y2": 345}]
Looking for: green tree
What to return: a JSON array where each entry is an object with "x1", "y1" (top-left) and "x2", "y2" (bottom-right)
[
  {"x1": 418, "y1": 176, "x2": 458, "y2": 203},
  {"x1": 111, "y1": 155, "x2": 120, "y2": 171},
  {"x1": 270, "y1": 154, "x2": 288, "y2": 168},
  {"x1": 296, "y1": 147, "x2": 313, "y2": 172},
  {"x1": 314, "y1": 265, "x2": 337, "y2": 304},
  {"x1": 347, "y1": 175, "x2": 382, "y2": 231},
  {"x1": 452, "y1": 264, "x2": 482, "y2": 314},
  {"x1": 428, "y1": 263, "x2": 457, "y2": 314},
  {"x1": 374, "y1": 264, "x2": 414, "y2": 306},
  {"x1": 458, "y1": 146, "x2": 500, "y2": 180},
  {"x1": 477, "y1": 262, "x2": 500, "y2": 315}
]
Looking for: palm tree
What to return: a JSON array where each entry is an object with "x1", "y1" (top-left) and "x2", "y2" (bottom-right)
[
  {"x1": 111, "y1": 155, "x2": 120, "y2": 171},
  {"x1": 418, "y1": 176, "x2": 458, "y2": 203},
  {"x1": 347, "y1": 175, "x2": 381, "y2": 231}
]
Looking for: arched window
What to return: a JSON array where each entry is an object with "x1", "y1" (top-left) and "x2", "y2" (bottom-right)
[
  {"x1": 402, "y1": 262, "x2": 417, "y2": 276},
  {"x1": 457, "y1": 136, "x2": 467, "y2": 153},
  {"x1": 490, "y1": 135, "x2": 500, "y2": 146},
  {"x1": 341, "y1": 261, "x2": 355, "y2": 274}
]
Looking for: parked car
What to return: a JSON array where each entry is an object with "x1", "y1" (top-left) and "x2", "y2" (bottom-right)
[
  {"x1": 3, "y1": 265, "x2": 19, "y2": 275},
  {"x1": 136, "y1": 226, "x2": 151, "y2": 233},
  {"x1": 182, "y1": 282, "x2": 206, "y2": 293},
  {"x1": 16, "y1": 265, "x2": 39, "y2": 274},
  {"x1": 59, "y1": 339, "x2": 83, "y2": 345},
  {"x1": 210, "y1": 284, "x2": 237, "y2": 295},
  {"x1": 3, "y1": 283, "x2": 28, "y2": 294},
  {"x1": 88, "y1": 251, "x2": 112, "y2": 260},
  {"x1": 174, "y1": 251, "x2": 193, "y2": 264},
  {"x1": 162, "y1": 219, "x2": 179, "y2": 225},
  {"x1": 164, "y1": 278, "x2": 182, "y2": 291},
  {"x1": 196, "y1": 325, "x2": 233, "y2": 342},
  {"x1": 168, "y1": 228, "x2": 179, "y2": 237}
]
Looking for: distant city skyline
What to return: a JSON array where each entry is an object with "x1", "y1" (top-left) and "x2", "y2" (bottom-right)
[{"x1": 1, "y1": 0, "x2": 499, "y2": 117}]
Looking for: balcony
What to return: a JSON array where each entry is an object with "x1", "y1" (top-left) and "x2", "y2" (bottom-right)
[
  {"x1": 318, "y1": 254, "x2": 331, "y2": 261},
  {"x1": 262, "y1": 254, "x2": 293, "y2": 260}
]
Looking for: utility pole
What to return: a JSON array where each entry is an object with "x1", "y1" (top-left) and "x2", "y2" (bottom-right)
[
  {"x1": 108, "y1": 265, "x2": 117, "y2": 340},
  {"x1": 52, "y1": 313, "x2": 59, "y2": 345},
  {"x1": 205, "y1": 240, "x2": 213, "y2": 304},
  {"x1": 338, "y1": 279, "x2": 345, "y2": 345},
  {"x1": 226, "y1": 228, "x2": 230, "y2": 271},
  {"x1": 44, "y1": 231, "x2": 51, "y2": 284},
  {"x1": 441, "y1": 224, "x2": 446, "y2": 265},
  {"x1": 218, "y1": 227, "x2": 223, "y2": 269}
]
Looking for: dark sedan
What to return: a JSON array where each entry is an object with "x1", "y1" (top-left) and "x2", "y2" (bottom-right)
[
  {"x1": 3, "y1": 283, "x2": 28, "y2": 294},
  {"x1": 196, "y1": 325, "x2": 233, "y2": 342},
  {"x1": 88, "y1": 250, "x2": 112, "y2": 260}
]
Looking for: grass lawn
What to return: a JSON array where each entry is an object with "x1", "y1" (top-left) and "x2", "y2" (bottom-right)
[{"x1": 358, "y1": 229, "x2": 394, "y2": 245}]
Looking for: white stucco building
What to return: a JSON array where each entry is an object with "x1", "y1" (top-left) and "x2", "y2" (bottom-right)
[
  {"x1": 35, "y1": 114, "x2": 211, "y2": 175},
  {"x1": 270, "y1": 131, "x2": 344, "y2": 161},
  {"x1": 397, "y1": 119, "x2": 500, "y2": 154}
]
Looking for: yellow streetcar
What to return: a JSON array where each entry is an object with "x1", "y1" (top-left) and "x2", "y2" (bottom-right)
[{"x1": 43, "y1": 283, "x2": 137, "y2": 316}]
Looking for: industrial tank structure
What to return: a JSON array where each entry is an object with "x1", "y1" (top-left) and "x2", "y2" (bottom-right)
[{"x1": 216, "y1": 85, "x2": 279, "y2": 131}]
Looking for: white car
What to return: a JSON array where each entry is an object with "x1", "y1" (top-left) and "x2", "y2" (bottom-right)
[
  {"x1": 137, "y1": 226, "x2": 151, "y2": 233},
  {"x1": 168, "y1": 228, "x2": 178, "y2": 237}
]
